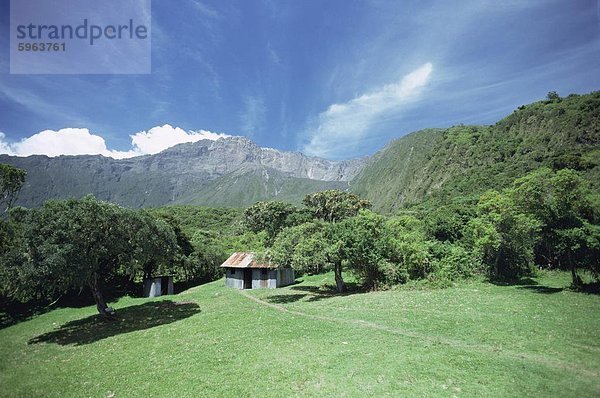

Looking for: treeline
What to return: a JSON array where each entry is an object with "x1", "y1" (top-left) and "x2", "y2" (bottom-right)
[
  {"x1": 243, "y1": 168, "x2": 599, "y2": 291},
  {"x1": 1, "y1": 162, "x2": 598, "y2": 319}
]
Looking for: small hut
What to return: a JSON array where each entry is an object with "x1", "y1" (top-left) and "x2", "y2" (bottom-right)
[
  {"x1": 220, "y1": 252, "x2": 295, "y2": 289},
  {"x1": 143, "y1": 275, "x2": 174, "y2": 297}
]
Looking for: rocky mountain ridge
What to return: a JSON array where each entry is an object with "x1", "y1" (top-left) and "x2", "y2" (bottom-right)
[{"x1": 0, "y1": 135, "x2": 366, "y2": 208}]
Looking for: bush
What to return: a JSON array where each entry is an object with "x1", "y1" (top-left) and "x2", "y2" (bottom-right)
[{"x1": 431, "y1": 242, "x2": 481, "y2": 281}]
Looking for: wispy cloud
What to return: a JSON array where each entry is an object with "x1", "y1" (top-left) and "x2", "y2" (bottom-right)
[
  {"x1": 267, "y1": 42, "x2": 281, "y2": 66},
  {"x1": 303, "y1": 62, "x2": 433, "y2": 159},
  {"x1": 240, "y1": 95, "x2": 266, "y2": 138},
  {"x1": 0, "y1": 125, "x2": 231, "y2": 159},
  {"x1": 188, "y1": 0, "x2": 222, "y2": 20},
  {"x1": 0, "y1": 82, "x2": 95, "y2": 128}
]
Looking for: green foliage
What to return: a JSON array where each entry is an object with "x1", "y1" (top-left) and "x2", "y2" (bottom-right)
[
  {"x1": 465, "y1": 190, "x2": 540, "y2": 279},
  {"x1": 546, "y1": 91, "x2": 561, "y2": 101},
  {"x1": 146, "y1": 206, "x2": 242, "y2": 238},
  {"x1": 0, "y1": 197, "x2": 134, "y2": 311},
  {"x1": 353, "y1": 91, "x2": 600, "y2": 212},
  {"x1": 125, "y1": 211, "x2": 179, "y2": 280},
  {"x1": 0, "y1": 196, "x2": 189, "y2": 315},
  {"x1": 334, "y1": 211, "x2": 385, "y2": 290},
  {"x1": 382, "y1": 215, "x2": 433, "y2": 284},
  {"x1": 0, "y1": 164, "x2": 26, "y2": 214},
  {"x1": 269, "y1": 222, "x2": 327, "y2": 274},
  {"x1": 422, "y1": 203, "x2": 477, "y2": 243},
  {"x1": 508, "y1": 168, "x2": 598, "y2": 284},
  {"x1": 243, "y1": 201, "x2": 298, "y2": 244},
  {"x1": 430, "y1": 242, "x2": 481, "y2": 281},
  {"x1": 302, "y1": 189, "x2": 371, "y2": 222}
]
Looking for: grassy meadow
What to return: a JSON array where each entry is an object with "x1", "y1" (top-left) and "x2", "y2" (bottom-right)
[{"x1": 0, "y1": 271, "x2": 598, "y2": 397}]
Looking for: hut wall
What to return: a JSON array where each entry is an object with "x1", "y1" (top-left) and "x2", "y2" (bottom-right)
[
  {"x1": 144, "y1": 277, "x2": 162, "y2": 297},
  {"x1": 225, "y1": 268, "x2": 244, "y2": 289},
  {"x1": 165, "y1": 276, "x2": 174, "y2": 295},
  {"x1": 251, "y1": 269, "x2": 272, "y2": 289},
  {"x1": 224, "y1": 267, "x2": 294, "y2": 289},
  {"x1": 277, "y1": 268, "x2": 295, "y2": 287},
  {"x1": 266, "y1": 270, "x2": 278, "y2": 289}
]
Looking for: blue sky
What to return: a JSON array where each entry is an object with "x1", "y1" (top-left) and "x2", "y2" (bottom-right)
[{"x1": 0, "y1": 0, "x2": 598, "y2": 160}]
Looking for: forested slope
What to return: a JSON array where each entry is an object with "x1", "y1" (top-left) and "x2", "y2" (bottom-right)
[{"x1": 352, "y1": 92, "x2": 600, "y2": 212}]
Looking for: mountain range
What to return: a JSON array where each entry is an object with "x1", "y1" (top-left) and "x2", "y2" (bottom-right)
[
  {"x1": 0, "y1": 135, "x2": 365, "y2": 208},
  {"x1": 2, "y1": 91, "x2": 599, "y2": 211}
]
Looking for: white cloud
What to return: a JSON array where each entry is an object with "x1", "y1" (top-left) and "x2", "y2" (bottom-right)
[
  {"x1": 0, "y1": 133, "x2": 15, "y2": 155},
  {"x1": 0, "y1": 124, "x2": 231, "y2": 159},
  {"x1": 6, "y1": 128, "x2": 115, "y2": 157},
  {"x1": 303, "y1": 62, "x2": 433, "y2": 158},
  {"x1": 129, "y1": 124, "x2": 230, "y2": 155}
]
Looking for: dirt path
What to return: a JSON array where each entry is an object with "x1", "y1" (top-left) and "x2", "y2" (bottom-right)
[{"x1": 239, "y1": 290, "x2": 599, "y2": 378}]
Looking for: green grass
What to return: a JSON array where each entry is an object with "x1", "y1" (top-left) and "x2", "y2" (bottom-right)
[{"x1": 1, "y1": 271, "x2": 599, "y2": 397}]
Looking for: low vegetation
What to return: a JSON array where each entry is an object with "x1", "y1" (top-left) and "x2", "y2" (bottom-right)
[{"x1": 0, "y1": 271, "x2": 598, "y2": 397}]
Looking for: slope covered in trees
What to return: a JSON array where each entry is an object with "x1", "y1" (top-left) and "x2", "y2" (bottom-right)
[{"x1": 352, "y1": 92, "x2": 600, "y2": 212}]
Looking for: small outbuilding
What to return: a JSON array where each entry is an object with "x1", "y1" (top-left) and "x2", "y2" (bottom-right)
[
  {"x1": 143, "y1": 275, "x2": 174, "y2": 297},
  {"x1": 220, "y1": 252, "x2": 295, "y2": 289}
]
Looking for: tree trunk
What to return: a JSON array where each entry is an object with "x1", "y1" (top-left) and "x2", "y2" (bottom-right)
[
  {"x1": 569, "y1": 254, "x2": 582, "y2": 287},
  {"x1": 90, "y1": 273, "x2": 114, "y2": 318},
  {"x1": 334, "y1": 262, "x2": 346, "y2": 293}
]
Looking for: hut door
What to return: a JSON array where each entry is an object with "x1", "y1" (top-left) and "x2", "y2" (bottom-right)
[{"x1": 243, "y1": 269, "x2": 253, "y2": 289}]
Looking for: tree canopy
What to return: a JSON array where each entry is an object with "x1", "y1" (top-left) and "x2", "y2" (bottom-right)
[
  {"x1": 0, "y1": 164, "x2": 26, "y2": 214},
  {"x1": 302, "y1": 190, "x2": 371, "y2": 222},
  {"x1": 0, "y1": 196, "x2": 183, "y2": 316}
]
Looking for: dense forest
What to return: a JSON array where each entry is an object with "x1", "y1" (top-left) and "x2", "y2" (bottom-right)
[{"x1": 0, "y1": 92, "x2": 599, "y2": 322}]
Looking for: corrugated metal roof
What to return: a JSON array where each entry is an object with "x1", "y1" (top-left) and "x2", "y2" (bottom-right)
[{"x1": 220, "y1": 252, "x2": 277, "y2": 269}]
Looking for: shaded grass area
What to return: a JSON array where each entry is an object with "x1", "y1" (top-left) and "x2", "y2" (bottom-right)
[
  {"x1": 28, "y1": 301, "x2": 200, "y2": 346},
  {"x1": 0, "y1": 271, "x2": 598, "y2": 397}
]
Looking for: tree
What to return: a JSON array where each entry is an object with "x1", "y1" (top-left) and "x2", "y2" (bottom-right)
[
  {"x1": 465, "y1": 190, "x2": 541, "y2": 279},
  {"x1": 549, "y1": 169, "x2": 597, "y2": 285},
  {"x1": 384, "y1": 215, "x2": 433, "y2": 282},
  {"x1": 0, "y1": 164, "x2": 26, "y2": 213},
  {"x1": 510, "y1": 168, "x2": 598, "y2": 285},
  {"x1": 269, "y1": 221, "x2": 347, "y2": 292},
  {"x1": 126, "y1": 212, "x2": 179, "y2": 281},
  {"x1": 422, "y1": 203, "x2": 476, "y2": 243},
  {"x1": 546, "y1": 91, "x2": 560, "y2": 101},
  {"x1": 269, "y1": 222, "x2": 325, "y2": 273},
  {"x1": 1, "y1": 196, "x2": 173, "y2": 317},
  {"x1": 303, "y1": 190, "x2": 371, "y2": 223},
  {"x1": 335, "y1": 210, "x2": 385, "y2": 290},
  {"x1": 243, "y1": 201, "x2": 297, "y2": 244}
]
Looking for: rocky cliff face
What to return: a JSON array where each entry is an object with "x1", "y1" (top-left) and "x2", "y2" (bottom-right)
[
  {"x1": 153, "y1": 136, "x2": 365, "y2": 181},
  {"x1": 0, "y1": 136, "x2": 367, "y2": 208}
]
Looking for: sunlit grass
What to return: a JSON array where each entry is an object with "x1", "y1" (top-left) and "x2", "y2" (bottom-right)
[{"x1": 0, "y1": 271, "x2": 598, "y2": 397}]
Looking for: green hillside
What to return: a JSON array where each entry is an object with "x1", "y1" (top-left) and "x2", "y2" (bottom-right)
[
  {"x1": 352, "y1": 92, "x2": 600, "y2": 212},
  {"x1": 1, "y1": 271, "x2": 598, "y2": 397}
]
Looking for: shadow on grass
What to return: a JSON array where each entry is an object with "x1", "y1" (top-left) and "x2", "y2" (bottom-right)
[
  {"x1": 28, "y1": 300, "x2": 201, "y2": 346},
  {"x1": 518, "y1": 285, "x2": 564, "y2": 294},
  {"x1": 263, "y1": 282, "x2": 365, "y2": 304},
  {"x1": 265, "y1": 293, "x2": 308, "y2": 304},
  {"x1": 490, "y1": 277, "x2": 539, "y2": 286},
  {"x1": 572, "y1": 282, "x2": 600, "y2": 295}
]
